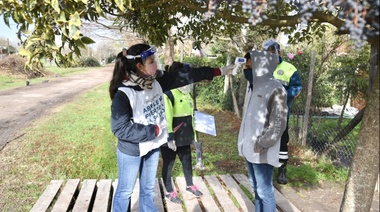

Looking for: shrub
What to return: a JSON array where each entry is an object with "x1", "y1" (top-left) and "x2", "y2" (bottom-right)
[
  {"x1": 106, "y1": 55, "x2": 116, "y2": 64},
  {"x1": 80, "y1": 56, "x2": 100, "y2": 67},
  {"x1": 0, "y1": 54, "x2": 49, "y2": 78}
]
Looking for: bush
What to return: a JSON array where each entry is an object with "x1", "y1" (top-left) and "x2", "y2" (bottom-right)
[
  {"x1": 0, "y1": 54, "x2": 49, "y2": 78},
  {"x1": 80, "y1": 56, "x2": 100, "y2": 67},
  {"x1": 106, "y1": 55, "x2": 116, "y2": 64}
]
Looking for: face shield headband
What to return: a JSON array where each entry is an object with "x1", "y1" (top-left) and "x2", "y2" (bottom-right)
[{"x1": 126, "y1": 46, "x2": 157, "y2": 62}]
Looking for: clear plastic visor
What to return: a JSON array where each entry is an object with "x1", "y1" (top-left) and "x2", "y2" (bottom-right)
[{"x1": 126, "y1": 46, "x2": 157, "y2": 63}]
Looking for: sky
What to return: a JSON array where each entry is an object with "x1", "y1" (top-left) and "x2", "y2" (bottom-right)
[{"x1": 0, "y1": 17, "x2": 19, "y2": 45}]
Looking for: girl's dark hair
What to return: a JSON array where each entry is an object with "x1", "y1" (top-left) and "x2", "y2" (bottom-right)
[{"x1": 109, "y1": 44, "x2": 151, "y2": 100}]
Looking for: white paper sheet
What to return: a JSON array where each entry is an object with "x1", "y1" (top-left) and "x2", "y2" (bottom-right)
[{"x1": 194, "y1": 111, "x2": 216, "y2": 136}]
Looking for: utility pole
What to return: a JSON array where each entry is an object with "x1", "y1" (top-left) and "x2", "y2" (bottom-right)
[{"x1": 7, "y1": 38, "x2": 10, "y2": 55}]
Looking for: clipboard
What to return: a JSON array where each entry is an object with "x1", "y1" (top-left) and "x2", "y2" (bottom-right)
[{"x1": 194, "y1": 111, "x2": 216, "y2": 136}]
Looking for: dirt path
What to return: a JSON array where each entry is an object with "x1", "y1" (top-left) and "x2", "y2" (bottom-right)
[{"x1": 0, "y1": 66, "x2": 113, "y2": 150}]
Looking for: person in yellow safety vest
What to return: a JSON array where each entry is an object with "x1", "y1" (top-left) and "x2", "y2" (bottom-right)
[
  {"x1": 160, "y1": 82, "x2": 203, "y2": 204},
  {"x1": 262, "y1": 39, "x2": 303, "y2": 185}
]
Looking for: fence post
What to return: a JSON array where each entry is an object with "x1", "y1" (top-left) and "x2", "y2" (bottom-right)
[{"x1": 301, "y1": 50, "x2": 316, "y2": 146}]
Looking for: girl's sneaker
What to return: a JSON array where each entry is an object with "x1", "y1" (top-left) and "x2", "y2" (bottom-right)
[
  {"x1": 165, "y1": 191, "x2": 182, "y2": 204},
  {"x1": 186, "y1": 185, "x2": 203, "y2": 197}
]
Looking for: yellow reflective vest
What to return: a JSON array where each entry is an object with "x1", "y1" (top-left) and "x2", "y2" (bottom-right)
[{"x1": 164, "y1": 89, "x2": 197, "y2": 146}]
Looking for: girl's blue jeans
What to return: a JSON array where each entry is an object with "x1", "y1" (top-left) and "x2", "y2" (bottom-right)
[{"x1": 113, "y1": 148, "x2": 160, "y2": 212}]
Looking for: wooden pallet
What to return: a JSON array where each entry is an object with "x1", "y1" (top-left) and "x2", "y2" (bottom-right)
[{"x1": 31, "y1": 174, "x2": 300, "y2": 212}]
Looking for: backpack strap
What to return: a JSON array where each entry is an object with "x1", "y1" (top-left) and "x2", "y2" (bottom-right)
[{"x1": 165, "y1": 90, "x2": 175, "y2": 106}]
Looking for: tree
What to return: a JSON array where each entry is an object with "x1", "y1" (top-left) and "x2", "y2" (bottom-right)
[{"x1": 1, "y1": 1, "x2": 379, "y2": 210}]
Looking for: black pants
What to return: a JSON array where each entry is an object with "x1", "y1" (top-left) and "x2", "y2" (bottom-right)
[
  {"x1": 160, "y1": 145, "x2": 193, "y2": 192},
  {"x1": 279, "y1": 121, "x2": 289, "y2": 163}
]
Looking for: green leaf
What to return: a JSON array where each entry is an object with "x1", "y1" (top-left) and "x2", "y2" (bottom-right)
[
  {"x1": 46, "y1": 40, "x2": 59, "y2": 50},
  {"x1": 95, "y1": 0, "x2": 104, "y2": 16},
  {"x1": 56, "y1": 12, "x2": 67, "y2": 23},
  {"x1": 115, "y1": 0, "x2": 125, "y2": 12},
  {"x1": 81, "y1": 36, "x2": 95, "y2": 44},
  {"x1": 29, "y1": 35, "x2": 41, "y2": 42},
  {"x1": 69, "y1": 25, "x2": 81, "y2": 40},
  {"x1": 50, "y1": 0, "x2": 61, "y2": 13},
  {"x1": 70, "y1": 12, "x2": 81, "y2": 27},
  {"x1": 19, "y1": 48, "x2": 31, "y2": 57}
]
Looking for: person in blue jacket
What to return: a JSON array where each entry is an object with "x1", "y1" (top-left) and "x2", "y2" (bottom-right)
[
  {"x1": 262, "y1": 39, "x2": 303, "y2": 184},
  {"x1": 109, "y1": 43, "x2": 236, "y2": 212}
]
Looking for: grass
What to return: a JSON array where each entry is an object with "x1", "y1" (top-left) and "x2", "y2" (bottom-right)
[
  {"x1": 0, "y1": 66, "x2": 99, "y2": 91},
  {"x1": 0, "y1": 68, "x2": 349, "y2": 211}
]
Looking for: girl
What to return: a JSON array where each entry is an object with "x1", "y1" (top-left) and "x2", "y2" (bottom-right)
[{"x1": 109, "y1": 43, "x2": 235, "y2": 212}]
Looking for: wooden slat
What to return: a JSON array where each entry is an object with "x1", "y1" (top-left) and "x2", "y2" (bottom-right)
[
  {"x1": 111, "y1": 179, "x2": 117, "y2": 212},
  {"x1": 192, "y1": 176, "x2": 220, "y2": 211},
  {"x1": 160, "y1": 178, "x2": 183, "y2": 212},
  {"x1": 31, "y1": 180, "x2": 63, "y2": 212},
  {"x1": 204, "y1": 175, "x2": 237, "y2": 211},
  {"x1": 93, "y1": 179, "x2": 112, "y2": 212},
  {"x1": 233, "y1": 174, "x2": 253, "y2": 193},
  {"x1": 72, "y1": 179, "x2": 97, "y2": 212},
  {"x1": 112, "y1": 178, "x2": 164, "y2": 212},
  {"x1": 234, "y1": 174, "x2": 297, "y2": 212},
  {"x1": 220, "y1": 174, "x2": 255, "y2": 211},
  {"x1": 154, "y1": 178, "x2": 165, "y2": 212},
  {"x1": 176, "y1": 176, "x2": 202, "y2": 211},
  {"x1": 274, "y1": 189, "x2": 301, "y2": 212},
  {"x1": 34, "y1": 175, "x2": 302, "y2": 212},
  {"x1": 51, "y1": 179, "x2": 80, "y2": 212}
]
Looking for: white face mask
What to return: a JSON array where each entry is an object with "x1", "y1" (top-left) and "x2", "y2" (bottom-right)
[{"x1": 178, "y1": 84, "x2": 193, "y2": 94}]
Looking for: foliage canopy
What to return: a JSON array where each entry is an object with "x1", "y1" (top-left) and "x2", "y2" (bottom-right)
[{"x1": 0, "y1": 0, "x2": 378, "y2": 68}]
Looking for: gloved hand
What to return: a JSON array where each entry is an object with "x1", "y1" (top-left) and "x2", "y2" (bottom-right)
[
  {"x1": 167, "y1": 140, "x2": 177, "y2": 151},
  {"x1": 155, "y1": 117, "x2": 166, "y2": 137},
  {"x1": 164, "y1": 61, "x2": 185, "y2": 72},
  {"x1": 220, "y1": 64, "x2": 241, "y2": 76}
]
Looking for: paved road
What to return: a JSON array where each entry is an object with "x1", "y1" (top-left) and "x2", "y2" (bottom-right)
[{"x1": 0, "y1": 66, "x2": 113, "y2": 150}]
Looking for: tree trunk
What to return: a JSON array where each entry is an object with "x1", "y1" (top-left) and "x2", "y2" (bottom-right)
[
  {"x1": 164, "y1": 37, "x2": 174, "y2": 66},
  {"x1": 338, "y1": 90, "x2": 350, "y2": 128},
  {"x1": 323, "y1": 107, "x2": 365, "y2": 157},
  {"x1": 301, "y1": 50, "x2": 316, "y2": 146},
  {"x1": 223, "y1": 55, "x2": 232, "y2": 94},
  {"x1": 331, "y1": 107, "x2": 365, "y2": 143},
  {"x1": 229, "y1": 76, "x2": 240, "y2": 118},
  {"x1": 340, "y1": 45, "x2": 379, "y2": 212}
]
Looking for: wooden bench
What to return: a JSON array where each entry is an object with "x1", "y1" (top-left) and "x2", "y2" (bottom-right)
[{"x1": 31, "y1": 174, "x2": 300, "y2": 212}]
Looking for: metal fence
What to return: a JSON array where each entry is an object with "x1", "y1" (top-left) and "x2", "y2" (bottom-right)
[{"x1": 288, "y1": 109, "x2": 359, "y2": 168}]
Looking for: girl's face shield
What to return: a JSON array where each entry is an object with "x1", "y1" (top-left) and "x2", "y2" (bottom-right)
[{"x1": 126, "y1": 46, "x2": 157, "y2": 63}]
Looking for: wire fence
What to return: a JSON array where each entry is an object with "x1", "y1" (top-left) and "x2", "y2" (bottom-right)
[{"x1": 288, "y1": 108, "x2": 359, "y2": 168}]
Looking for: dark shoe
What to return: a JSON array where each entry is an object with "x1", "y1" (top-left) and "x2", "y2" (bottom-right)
[
  {"x1": 186, "y1": 185, "x2": 203, "y2": 197},
  {"x1": 277, "y1": 165, "x2": 288, "y2": 184},
  {"x1": 165, "y1": 191, "x2": 182, "y2": 204}
]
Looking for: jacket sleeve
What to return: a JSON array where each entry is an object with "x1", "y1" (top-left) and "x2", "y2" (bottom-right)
[
  {"x1": 163, "y1": 92, "x2": 175, "y2": 141},
  {"x1": 157, "y1": 66, "x2": 218, "y2": 92},
  {"x1": 256, "y1": 87, "x2": 288, "y2": 149},
  {"x1": 287, "y1": 71, "x2": 302, "y2": 101},
  {"x1": 111, "y1": 91, "x2": 156, "y2": 143}
]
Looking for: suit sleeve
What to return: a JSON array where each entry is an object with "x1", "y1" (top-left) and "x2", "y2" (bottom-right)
[
  {"x1": 256, "y1": 87, "x2": 288, "y2": 149},
  {"x1": 287, "y1": 71, "x2": 302, "y2": 101}
]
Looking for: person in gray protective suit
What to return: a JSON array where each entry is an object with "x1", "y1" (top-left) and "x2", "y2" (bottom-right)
[{"x1": 238, "y1": 50, "x2": 288, "y2": 212}]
